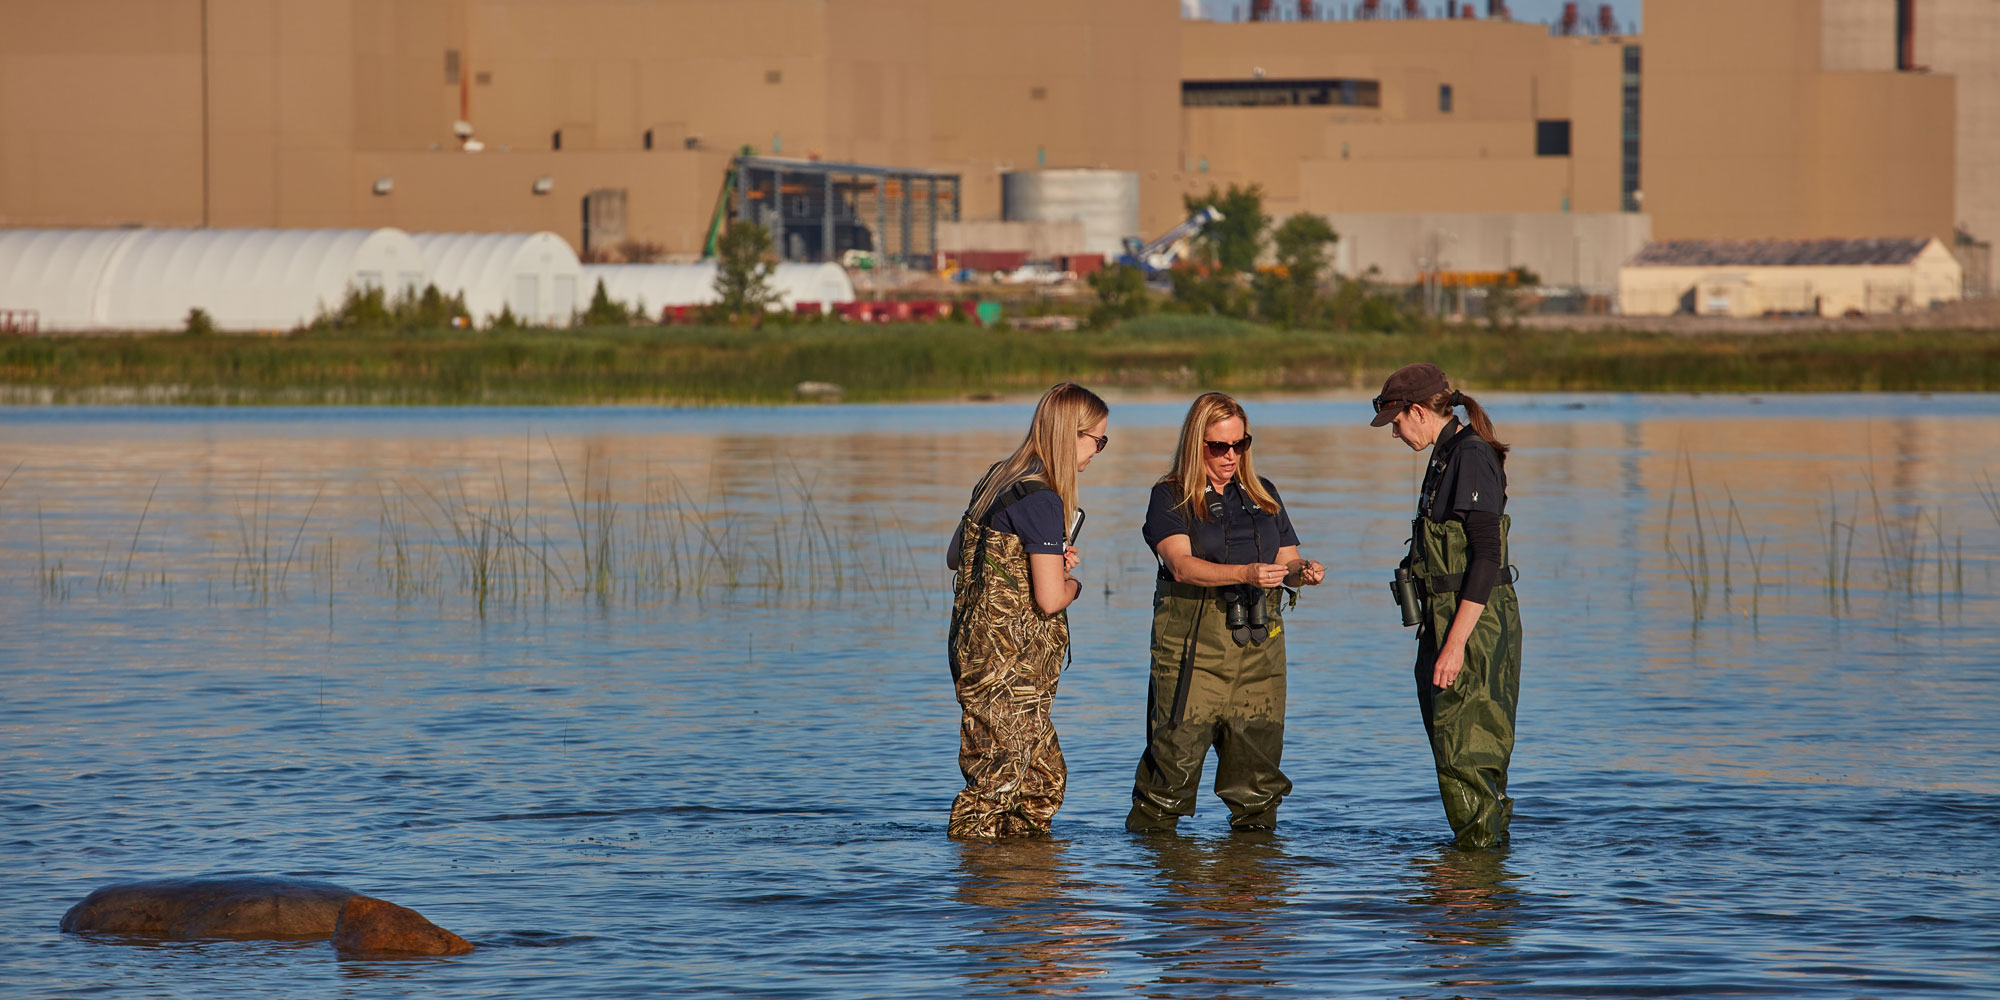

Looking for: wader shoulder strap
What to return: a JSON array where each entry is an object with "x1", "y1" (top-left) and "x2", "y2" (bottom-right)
[{"x1": 977, "y1": 479, "x2": 1050, "y2": 527}]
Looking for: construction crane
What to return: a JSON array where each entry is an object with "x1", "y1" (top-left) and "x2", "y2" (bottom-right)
[{"x1": 1116, "y1": 206, "x2": 1224, "y2": 278}]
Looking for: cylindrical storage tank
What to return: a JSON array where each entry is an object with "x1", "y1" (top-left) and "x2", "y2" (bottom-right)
[
  {"x1": 0, "y1": 229, "x2": 144, "y2": 331},
  {"x1": 410, "y1": 232, "x2": 582, "y2": 326},
  {"x1": 1000, "y1": 169, "x2": 1141, "y2": 258},
  {"x1": 581, "y1": 263, "x2": 855, "y2": 317},
  {"x1": 0, "y1": 228, "x2": 428, "y2": 331}
]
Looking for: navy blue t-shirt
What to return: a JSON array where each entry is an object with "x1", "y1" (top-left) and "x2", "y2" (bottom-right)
[
  {"x1": 1142, "y1": 479, "x2": 1299, "y2": 565},
  {"x1": 989, "y1": 488, "x2": 1068, "y2": 556}
]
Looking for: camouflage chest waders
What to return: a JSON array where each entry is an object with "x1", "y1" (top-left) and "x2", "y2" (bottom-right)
[
  {"x1": 947, "y1": 500, "x2": 1070, "y2": 839},
  {"x1": 1411, "y1": 512, "x2": 1521, "y2": 848},
  {"x1": 1126, "y1": 582, "x2": 1293, "y2": 832}
]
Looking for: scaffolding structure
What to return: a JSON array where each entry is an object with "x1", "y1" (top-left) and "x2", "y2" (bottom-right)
[{"x1": 732, "y1": 156, "x2": 960, "y2": 268}]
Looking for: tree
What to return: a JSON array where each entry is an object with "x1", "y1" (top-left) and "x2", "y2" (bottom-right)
[
  {"x1": 1326, "y1": 267, "x2": 1423, "y2": 334},
  {"x1": 1483, "y1": 266, "x2": 1541, "y2": 332},
  {"x1": 1086, "y1": 263, "x2": 1150, "y2": 329},
  {"x1": 583, "y1": 278, "x2": 633, "y2": 326},
  {"x1": 712, "y1": 222, "x2": 779, "y2": 322},
  {"x1": 1256, "y1": 213, "x2": 1339, "y2": 327},
  {"x1": 1183, "y1": 183, "x2": 1269, "y2": 274}
]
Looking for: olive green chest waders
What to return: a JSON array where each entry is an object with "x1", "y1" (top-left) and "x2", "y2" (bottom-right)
[
  {"x1": 947, "y1": 491, "x2": 1070, "y2": 839},
  {"x1": 1410, "y1": 512, "x2": 1521, "y2": 849},
  {"x1": 1126, "y1": 583, "x2": 1293, "y2": 833}
]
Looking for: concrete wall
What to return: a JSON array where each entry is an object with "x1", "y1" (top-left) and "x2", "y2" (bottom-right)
[
  {"x1": 936, "y1": 220, "x2": 1086, "y2": 258},
  {"x1": 1915, "y1": 0, "x2": 2000, "y2": 295},
  {"x1": 1643, "y1": 0, "x2": 1956, "y2": 246},
  {"x1": 3, "y1": 0, "x2": 1967, "y2": 272},
  {"x1": 1178, "y1": 20, "x2": 1635, "y2": 222},
  {"x1": 1326, "y1": 212, "x2": 1652, "y2": 294}
]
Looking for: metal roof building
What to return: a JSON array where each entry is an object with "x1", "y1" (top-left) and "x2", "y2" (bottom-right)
[
  {"x1": 1619, "y1": 237, "x2": 1962, "y2": 317},
  {"x1": 0, "y1": 228, "x2": 426, "y2": 331}
]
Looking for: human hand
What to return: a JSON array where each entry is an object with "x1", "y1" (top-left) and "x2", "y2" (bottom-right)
[
  {"x1": 1063, "y1": 545, "x2": 1080, "y2": 572},
  {"x1": 1244, "y1": 562, "x2": 1289, "y2": 588},
  {"x1": 1288, "y1": 559, "x2": 1325, "y2": 586},
  {"x1": 1431, "y1": 642, "x2": 1465, "y2": 690}
]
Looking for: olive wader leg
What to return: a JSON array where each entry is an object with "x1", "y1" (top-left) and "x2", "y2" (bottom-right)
[
  {"x1": 1128, "y1": 585, "x2": 1293, "y2": 832},
  {"x1": 1416, "y1": 581, "x2": 1521, "y2": 849},
  {"x1": 1127, "y1": 586, "x2": 1214, "y2": 833},
  {"x1": 1213, "y1": 591, "x2": 1291, "y2": 830}
]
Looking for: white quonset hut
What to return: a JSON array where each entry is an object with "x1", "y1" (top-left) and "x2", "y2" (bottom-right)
[
  {"x1": 409, "y1": 232, "x2": 581, "y2": 326},
  {"x1": 0, "y1": 228, "x2": 427, "y2": 331},
  {"x1": 580, "y1": 262, "x2": 855, "y2": 318}
]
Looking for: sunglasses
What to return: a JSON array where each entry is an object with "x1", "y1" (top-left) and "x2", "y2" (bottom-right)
[
  {"x1": 1202, "y1": 435, "x2": 1252, "y2": 457},
  {"x1": 1080, "y1": 430, "x2": 1109, "y2": 452},
  {"x1": 1370, "y1": 395, "x2": 1401, "y2": 414}
]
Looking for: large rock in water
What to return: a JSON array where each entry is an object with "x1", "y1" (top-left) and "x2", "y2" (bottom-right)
[
  {"x1": 333, "y1": 896, "x2": 474, "y2": 956},
  {"x1": 60, "y1": 877, "x2": 472, "y2": 956}
]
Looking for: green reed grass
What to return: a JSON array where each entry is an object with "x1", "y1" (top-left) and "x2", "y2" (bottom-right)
[{"x1": 4, "y1": 323, "x2": 1998, "y2": 405}]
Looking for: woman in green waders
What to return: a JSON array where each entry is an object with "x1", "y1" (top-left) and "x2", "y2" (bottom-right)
[
  {"x1": 946, "y1": 383, "x2": 1109, "y2": 838},
  {"x1": 1126, "y1": 392, "x2": 1325, "y2": 833},
  {"x1": 1372, "y1": 363, "x2": 1522, "y2": 849}
]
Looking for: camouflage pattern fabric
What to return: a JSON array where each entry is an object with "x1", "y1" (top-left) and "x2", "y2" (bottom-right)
[
  {"x1": 1412, "y1": 514, "x2": 1522, "y2": 849},
  {"x1": 1126, "y1": 580, "x2": 1292, "y2": 832},
  {"x1": 948, "y1": 516, "x2": 1070, "y2": 839}
]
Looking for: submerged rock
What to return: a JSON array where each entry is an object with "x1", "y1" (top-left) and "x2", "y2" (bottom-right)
[
  {"x1": 333, "y1": 895, "x2": 473, "y2": 957},
  {"x1": 60, "y1": 876, "x2": 472, "y2": 956}
]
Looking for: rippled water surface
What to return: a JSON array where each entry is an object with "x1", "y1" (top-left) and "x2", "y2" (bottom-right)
[{"x1": 4, "y1": 395, "x2": 1998, "y2": 998}]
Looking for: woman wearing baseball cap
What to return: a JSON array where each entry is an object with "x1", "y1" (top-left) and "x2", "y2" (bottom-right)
[{"x1": 1371, "y1": 363, "x2": 1521, "y2": 849}]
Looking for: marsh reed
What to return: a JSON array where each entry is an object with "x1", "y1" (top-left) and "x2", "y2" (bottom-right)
[{"x1": 1662, "y1": 460, "x2": 1978, "y2": 628}]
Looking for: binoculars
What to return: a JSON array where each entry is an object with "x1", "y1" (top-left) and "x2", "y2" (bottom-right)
[
  {"x1": 1391, "y1": 566, "x2": 1422, "y2": 628},
  {"x1": 1224, "y1": 585, "x2": 1268, "y2": 645}
]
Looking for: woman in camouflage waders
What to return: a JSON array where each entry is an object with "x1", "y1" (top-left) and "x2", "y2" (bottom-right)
[
  {"x1": 1126, "y1": 393, "x2": 1325, "y2": 834},
  {"x1": 1372, "y1": 363, "x2": 1522, "y2": 849},
  {"x1": 946, "y1": 383, "x2": 1109, "y2": 838}
]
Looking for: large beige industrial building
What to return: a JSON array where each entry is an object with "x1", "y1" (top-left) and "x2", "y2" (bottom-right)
[{"x1": 2, "y1": 0, "x2": 1988, "y2": 300}]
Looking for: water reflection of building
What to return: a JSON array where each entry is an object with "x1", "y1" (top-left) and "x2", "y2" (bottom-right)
[
  {"x1": 951, "y1": 839, "x2": 1114, "y2": 995},
  {"x1": 1134, "y1": 834, "x2": 1297, "y2": 998}
]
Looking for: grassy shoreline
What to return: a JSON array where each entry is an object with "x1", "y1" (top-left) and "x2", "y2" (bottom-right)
[{"x1": 2, "y1": 317, "x2": 1995, "y2": 405}]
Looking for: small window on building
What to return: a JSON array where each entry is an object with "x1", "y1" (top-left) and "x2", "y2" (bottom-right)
[
  {"x1": 1536, "y1": 119, "x2": 1571, "y2": 157},
  {"x1": 445, "y1": 50, "x2": 460, "y2": 86},
  {"x1": 765, "y1": 69, "x2": 782, "y2": 84},
  {"x1": 552, "y1": 129, "x2": 562, "y2": 151},
  {"x1": 1031, "y1": 86, "x2": 1047, "y2": 100},
  {"x1": 475, "y1": 71, "x2": 492, "y2": 86},
  {"x1": 1439, "y1": 84, "x2": 1453, "y2": 113}
]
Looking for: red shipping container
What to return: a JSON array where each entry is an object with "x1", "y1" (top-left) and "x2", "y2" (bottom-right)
[
  {"x1": 957, "y1": 250, "x2": 1031, "y2": 273},
  {"x1": 1060, "y1": 254, "x2": 1105, "y2": 278}
]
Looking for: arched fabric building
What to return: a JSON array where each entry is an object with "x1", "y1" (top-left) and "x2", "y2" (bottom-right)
[
  {"x1": 0, "y1": 228, "x2": 426, "y2": 331},
  {"x1": 580, "y1": 262, "x2": 855, "y2": 318},
  {"x1": 409, "y1": 232, "x2": 581, "y2": 326}
]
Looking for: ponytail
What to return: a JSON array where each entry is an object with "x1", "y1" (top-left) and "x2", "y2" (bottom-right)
[
  {"x1": 1418, "y1": 387, "x2": 1509, "y2": 466},
  {"x1": 1457, "y1": 393, "x2": 1510, "y2": 466}
]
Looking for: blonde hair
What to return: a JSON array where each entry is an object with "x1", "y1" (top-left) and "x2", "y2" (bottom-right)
[
  {"x1": 966, "y1": 382, "x2": 1109, "y2": 531},
  {"x1": 1163, "y1": 392, "x2": 1279, "y2": 521}
]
